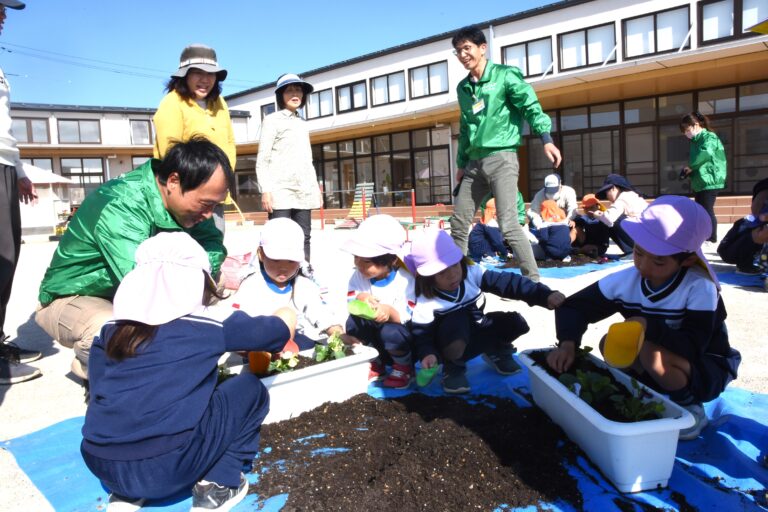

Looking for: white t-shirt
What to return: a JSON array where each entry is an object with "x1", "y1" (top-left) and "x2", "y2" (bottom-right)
[{"x1": 347, "y1": 266, "x2": 415, "y2": 323}]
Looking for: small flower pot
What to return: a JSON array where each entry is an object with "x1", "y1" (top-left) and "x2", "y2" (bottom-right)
[
  {"x1": 231, "y1": 344, "x2": 378, "y2": 424},
  {"x1": 519, "y1": 349, "x2": 695, "y2": 493}
]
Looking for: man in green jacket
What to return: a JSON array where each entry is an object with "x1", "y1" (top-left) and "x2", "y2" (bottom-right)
[
  {"x1": 36, "y1": 137, "x2": 231, "y2": 381},
  {"x1": 450, "y1": 26, "x2": 562, "y2": 282}
]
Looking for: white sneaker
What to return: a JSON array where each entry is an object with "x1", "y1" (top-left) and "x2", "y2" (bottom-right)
[
  {"x1": 679, "y1": 403, "x2": 709, "y2": 441},
  {"x1": 562, "y1": 255, "x2": 572, "y2": 263},
  {"x1": 107, "y1": 493, "x2": 146, "y2": 511}
]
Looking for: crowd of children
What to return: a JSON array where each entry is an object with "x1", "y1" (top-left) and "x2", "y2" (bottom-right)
[{"x1": 83, "y1": 193, "x2": 742, "y2": 508}]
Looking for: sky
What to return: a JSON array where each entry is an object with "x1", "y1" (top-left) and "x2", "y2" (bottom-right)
[{"x1": 1, "y1": 0, "x2": 555, "y2": 108}]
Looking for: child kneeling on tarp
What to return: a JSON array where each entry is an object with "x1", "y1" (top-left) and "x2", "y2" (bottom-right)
[
  {"x1": 341, "y1": 214, "x2": 416, "y2": 388},
  {"x1": 547, "y1": 196, "x2": 741, "y2": 441},
  {"x1": 81, "y1": 232, "x2": 295, "y2": 510}
]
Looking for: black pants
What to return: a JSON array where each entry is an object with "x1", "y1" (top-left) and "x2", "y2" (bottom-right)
[
  {"x1": 607, "y1": 213, "x2": 635, "y2": 255},
  {"x1": 695, "y1": 189, "x2": 720, "y2": 243},
  {"x1": 0, "y1": 164, "x2": 20, "y2": 338},
  {"x1": 269, "y1": 209, "x2": 312, "y2": 263}
]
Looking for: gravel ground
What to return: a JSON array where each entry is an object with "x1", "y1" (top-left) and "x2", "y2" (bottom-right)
[{"x1": 1, "y1": 223, "x2": 765, "y2": 510}]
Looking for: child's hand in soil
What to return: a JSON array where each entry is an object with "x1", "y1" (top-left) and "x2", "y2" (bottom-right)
[
  {"x1": 273, "y1": 307, "x2": 297, "y2": 341},
  {"x1": 421, "y1": 354, "x2": 438, "y2": 369},
  {"x1": 546, "y1": 291, "x2": 566, "y2": 309},
  {"x1": 547, "y1": 341, "x2": 575, "y2": 373}
]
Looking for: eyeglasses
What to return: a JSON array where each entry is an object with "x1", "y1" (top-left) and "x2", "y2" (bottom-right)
[{"x1": 452, "y1": 45, "x2": 475, "y2": 56}]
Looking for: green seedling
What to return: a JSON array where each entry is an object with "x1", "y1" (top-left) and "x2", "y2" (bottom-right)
[
  {"x1": 347, "y1": 299, "x2": 378, "y2": 320},
  {"x1": 611, "y1": 378, "x2": 665, "y2": 421},
  {"x1": 416, "y1": 365, "x2": 439, "y2": 387},
  {"x1": 559, "y1": 369, "x2": 619, "y2": 406},
  {"x1": 269, "y1": 351, "x2": 299, "y2": 373},
  {"x1": 314, "y1": 333, "x2": 348, "y2": 362}
]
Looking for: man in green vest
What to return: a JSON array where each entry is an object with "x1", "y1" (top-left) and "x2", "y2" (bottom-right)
[
  {"x1": 450, "y1": 25, "x2": 562, "y2": 282},
  {"x1": 36, "y1": 137, "x2": 231, "y2": 382}
]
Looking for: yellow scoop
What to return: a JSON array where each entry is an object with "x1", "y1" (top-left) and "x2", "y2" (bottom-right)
[{"x1": 604, "y1": 321, "x2": 645, "y2": 368}]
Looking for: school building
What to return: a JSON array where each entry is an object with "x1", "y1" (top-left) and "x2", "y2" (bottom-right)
[{"x1": 12, "y1": 0, "x2": 768, "y2": 234}]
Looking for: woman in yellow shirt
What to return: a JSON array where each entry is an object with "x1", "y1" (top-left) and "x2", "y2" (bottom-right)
[{"x1": 153, "y1": 44, "x2": 235, "y2": 232}]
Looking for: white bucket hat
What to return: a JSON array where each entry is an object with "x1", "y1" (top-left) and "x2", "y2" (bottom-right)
[
  {"x1": 341, "y1": 214, "x2": 406, "y2": 258},
  {"x1": 260, "y1": 218, "x2": 305, "y2": 262},
  {"x1": 113, "y1": 232, "x2": 211, "y2": 325}
]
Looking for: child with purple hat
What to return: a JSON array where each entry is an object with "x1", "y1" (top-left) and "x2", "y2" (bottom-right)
[
  {"x1": 406, "y1": 228, "x2": 564, "y2": 394},
  {"x1": 81, "y1": 232, "x2": 295, "y2": 510},
  {"x1": 547, "y1": 195, "x2": 741, "y2": 440},
  {"x1": 341, "y1": 214, "x2": 416, "y2": 388}
]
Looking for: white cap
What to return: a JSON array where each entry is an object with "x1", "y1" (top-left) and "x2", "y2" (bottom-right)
[
  {"x1": 113, "y1": 232, "x2": 210, "y2": 325},
  {"x1": 260, "y1": 218, "x2": 305, "y2": 262},
  {"x1": 341, "y1": 214, "x2": 406, "y2": 258},
  {"x1": 544, "y1": 173, "x2": 561, "y2": 198}
]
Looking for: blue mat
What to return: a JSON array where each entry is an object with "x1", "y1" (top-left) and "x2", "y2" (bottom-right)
[
  {"x1": 479, "y1": 257, "x2": 630, "y2": 279},
  {"x1": 4, "y1": 357, "x2": 767, "y2": 511},
  {"x1": 715, "y1": 271, "x2": 766, "y2": 289}
]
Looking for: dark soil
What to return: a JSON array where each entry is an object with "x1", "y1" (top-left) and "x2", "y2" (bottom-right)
[
  {"x1": 250, "y1": 393, "x2": 584, "y2": 511},
  {"x1": 527, "y1": 349, "x2": 662, "y2": 423}
]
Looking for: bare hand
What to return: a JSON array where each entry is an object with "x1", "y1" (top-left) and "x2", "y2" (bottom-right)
[
  {"x1": 421, "y1": 354, "x2": 438, "y2": 369},
  {"x1": 339, "y1": 333, "x2": 362, "y2": 346},
  {"x1": 372, "y1": 302, "x2": 391, "y2": 324},
  {"x1": 543, "y1": 143, "x2": 562, "y2": 168},
  {"x1": 546, "y1": 342, "x2": 575, "y2": 373},
  {"x1": 752, "y1": 214, "x2": 768, "y2": 245},
  {"x1": 261, "y1": 192, "x2": 273, "y2": 213},
  {"x1": 546, "y1": 291, "x2": 566, "y2": 309},
  {"x1": 455, "y1": 168, "x2": 464, "y2": 183},
  {"x1": 18, "y1": 177, "x2": 38, "y2": 205}
]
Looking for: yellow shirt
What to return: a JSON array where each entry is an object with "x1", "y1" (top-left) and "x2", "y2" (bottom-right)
[{"x1": 153, "y1": 91, "x2": 236, "y2": 169}]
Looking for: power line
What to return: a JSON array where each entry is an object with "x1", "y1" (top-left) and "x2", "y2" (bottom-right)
[{"x1": 0, "y1": 41, "x2": 261, "y2": 86}]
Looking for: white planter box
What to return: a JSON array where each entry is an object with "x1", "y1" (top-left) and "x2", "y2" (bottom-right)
[
  {"x1": 519, "y1": 349, "x2": 695, "y2": 493},
  {"x1": 229, "y1": 345, "x2": 378, "y2": 424}
]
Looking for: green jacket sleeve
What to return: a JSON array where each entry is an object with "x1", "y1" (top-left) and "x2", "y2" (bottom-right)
[{"x1": 504, "y1": 66, "x2": 551, "y2": 138}]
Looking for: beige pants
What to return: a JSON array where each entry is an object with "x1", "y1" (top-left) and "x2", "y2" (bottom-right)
[{"x1": 35, "y1": 296, "x2": 113, "y2": 378}]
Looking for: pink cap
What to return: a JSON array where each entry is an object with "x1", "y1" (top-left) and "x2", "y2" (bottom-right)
[
  {"x1": 113, "y1": 232, "x2": 211, "y2": 325},
  {"x1": 404, "y1": 228, "x2": 463, "y2": 276},
  {"x1": 260, "y1": 218, "x2": 305, "y2": 262},
  {"x1": 621, "y1": 195, "x2": 719, "y2": 289},
  {"x1": 341, "y1": 214, "x2": 406, "y2": 257}
]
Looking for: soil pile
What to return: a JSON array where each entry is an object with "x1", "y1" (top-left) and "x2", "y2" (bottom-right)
[{"x1": 251, "y1": 393, "x2": 583, "y2": 510}]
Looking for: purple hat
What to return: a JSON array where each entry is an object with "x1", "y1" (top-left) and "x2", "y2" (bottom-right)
[
  {"x1": 404, "y1": 228, "x2": 463, "y2": 276},
  {"x1": 621, "y1": 195, "x2": 719, "y2": 289}
]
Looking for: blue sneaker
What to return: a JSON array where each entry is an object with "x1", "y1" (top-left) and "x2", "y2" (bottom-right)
[{"x1": 442, "y1": 363, "x2": 470, "y2": 394}]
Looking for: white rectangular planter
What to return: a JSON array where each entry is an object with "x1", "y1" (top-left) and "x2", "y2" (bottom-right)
[
  {"x1": 229, "y1": 345, "x2": 378, "y2": 424},
  {"x1": 519, "y1": 349, "x2": 695, "y2": 493}
]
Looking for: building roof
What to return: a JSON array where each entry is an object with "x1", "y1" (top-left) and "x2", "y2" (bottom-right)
[{"x1": 225, "y1": 0, "x2": 593, "y2": 100}]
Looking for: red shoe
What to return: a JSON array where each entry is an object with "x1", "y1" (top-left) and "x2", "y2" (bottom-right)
[
  {"x1": 382, "y1": 363, "x2": 414, "y2": 389},
  {"x1": 368, "y1": 361, "x2": 386, "y2": 382}
]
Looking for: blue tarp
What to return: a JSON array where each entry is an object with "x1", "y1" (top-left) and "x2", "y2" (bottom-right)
[{"x1": 4, "y1": 354, "x2": 767, "y2": 511}]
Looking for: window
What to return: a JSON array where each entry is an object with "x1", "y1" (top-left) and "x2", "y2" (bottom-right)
[
  {"x1": 698, "y1": 87, "x2": 737, "y2": 115},
  {"x1": 658, "y1": 93, "x2": 692, "y2": 119},
  {"x1": 739, "y1": 81, "x2": 768, "y2": 110},
  {"x1": 370, "y1": 71, "x2": 406, "y2": 106},
  {"x1": 307, "y1": 89, "x2": 333, "y2": 119},
  {"x1": 132, "y1": 156, "x2": 151, "y2": 168},
  {"x1": 60, "y1": 157, "x2": 104, "y2": 203},
  {"x1": 11, "y1": 118, "x2": 49, "y2": 143},
  {"x1": 700, "y1": 0, "x2": 768, "y2": 44},
  {"x1": 57, "y1": 119, "x2": 101, "y2": 143},
  {"x1": 624, "y1": 97, "x2": 657, "y2": 124},
  {"x1": 20, "y1": 157, "x2": 53, "y2": 170},
  {"x1": 260, "y1": 103, "x2": 276, "y2": 119},
  {"x1": 409, "y1": 61, "x2": 448, "y2": 98},
  {"x1": 336, "y1": 80, "x2": 367, "y2": 113},
  {"x1": 559, "y1": 23, "x2": 616, "y2": 71},
  {"x1": 130, "y1": 119, "x2": 152, "y2": 145},
  {"x1": 502, "y1": 37, "x2": 553, "y2": 77},
  {"x1": 624, "y1": 6, "x2": 690, "y2": 59}
]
